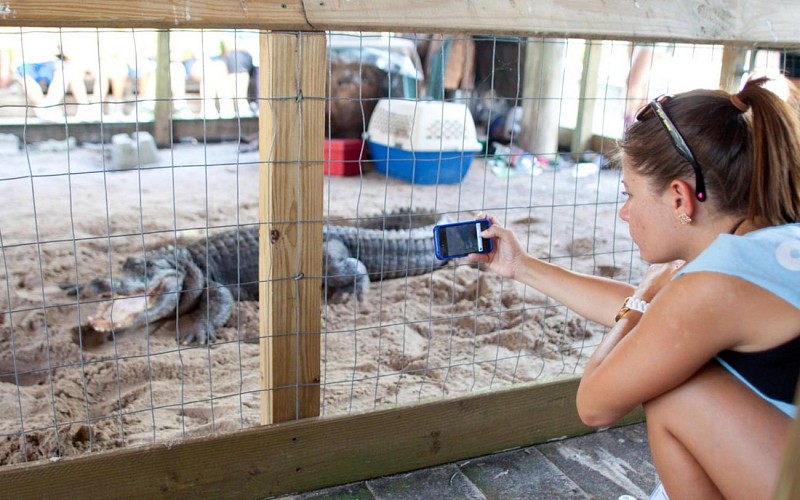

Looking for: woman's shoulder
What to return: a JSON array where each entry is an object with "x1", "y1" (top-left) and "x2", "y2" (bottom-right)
[{"x1": 677, "y1": 223, "x2": 800, "y2": 308}]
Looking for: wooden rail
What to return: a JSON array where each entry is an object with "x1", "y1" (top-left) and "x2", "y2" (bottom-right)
[
  {"x1": 1, "y1": 1, "x2": 799, "y2": 45},
  {"x1": 0, "y1": 377, "x2": 645, "y2": 499}
]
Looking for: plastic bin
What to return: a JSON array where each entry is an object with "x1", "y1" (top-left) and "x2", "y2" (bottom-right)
[
  {"x1": 365, "y1": 99, "x2": 482, "y2": 184},
  {"x1": 324, "y1": 138, "x2": 367, "y2": 176}
]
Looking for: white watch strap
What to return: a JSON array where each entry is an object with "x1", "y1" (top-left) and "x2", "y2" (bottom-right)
[{"x1": 625, "y1": 297, "x2": 649, "y2": 313}]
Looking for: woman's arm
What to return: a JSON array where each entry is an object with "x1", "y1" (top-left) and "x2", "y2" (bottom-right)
[
  {"x1": 574, "y1": 270, "x2": 793, "y2": 427},
  {"x1": 512, "y1": 254, "x2": 635, "y2": 327},
  {"x1": 467, "y1": 214, "x2": 634, "y2": 326}
]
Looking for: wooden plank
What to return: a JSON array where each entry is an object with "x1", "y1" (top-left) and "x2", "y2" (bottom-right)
[
  {"x1": 536, "y1": 424, "x2": 657, "y2": 499},
  {"x1": 0, "y1": 1, "x2": 311, "y2": 30},
  {"x1": 775, "y1": 382, "x2": 800, "y2": 500},
  {"x1": 0, "y1": 118, "x2": 258, "y2": 145},
  {"x1": 258, "y1": 32, "x2": 325, "y2": 425},
  {"x1": 571, "y1": 40, "x2": 602, "y2": 158},
  {"x1": 0, "y1": 1, "x2": 798, "y2": 45},
  {"x1": 459, "y1": 447, "x2": 586, "y2": 498},
  {"x1": 519, "y1": 38, "x2": 567, "y2": 159},
  {"x1": 0, "y1": 377, "x2": 645, "y2": 499},
  {"x1": 719, "y1": 45, "x2": 749, "y2": 92},
  {"x1": 153, "y1": 30, "x2": 171, "y2": 148},
  {"x1": 305, "y1": 0, "x2": 800, "y2": 46}
]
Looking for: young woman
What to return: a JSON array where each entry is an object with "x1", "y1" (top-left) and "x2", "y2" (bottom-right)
[{"x1": 469, "y1": 77, "x2": 800, "y2": 499}]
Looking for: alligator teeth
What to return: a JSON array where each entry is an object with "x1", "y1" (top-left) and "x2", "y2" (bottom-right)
[{"x1": 88, "y1": 318, "x2": 114, "y2": 333}]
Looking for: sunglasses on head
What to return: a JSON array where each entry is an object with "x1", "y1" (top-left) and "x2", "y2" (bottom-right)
[{"x1": 635, "y1": 95, "x2": 707, "y2": 202}]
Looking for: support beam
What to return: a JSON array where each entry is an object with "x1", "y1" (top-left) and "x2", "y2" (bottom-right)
[
  {"x1": 153, "y1": 30, "x2": 171, "y2": 148},
  {"x1": 1, "y1": 2, "x2": 800, "y2": 46},
  {"x1": 304, "y1": 1, "x2": 800, "y2": 46},
  {"x1": 571, "y1": 40, "x2": 602, "y2": 158},
  {"x1": 0, "y1": 377, "x2": 644, "y2": 499},
  {"x1": 520, "y1": 38, "x2": 567, "y2": 162},
  {"x1": 0, "y1": 1, "x2": 311, "y2": 30},
  {"x1": 775, "y1": 383, "x2": 800, "y2": 500},
  {"x1": 258, "y1": 32, "x2": 325, "y2": 425},
  {"x1": 719, "y1": 45, "x2": 749, "y2": 93}
]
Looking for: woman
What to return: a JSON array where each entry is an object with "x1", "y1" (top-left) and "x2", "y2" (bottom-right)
[{"x1": 469, "y1": 77, "x2": 800, "y2": 499}]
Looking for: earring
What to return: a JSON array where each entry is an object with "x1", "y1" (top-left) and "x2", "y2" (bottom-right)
[{"x1": 678, "y1": 213, "x2": 692, "y2": 225}]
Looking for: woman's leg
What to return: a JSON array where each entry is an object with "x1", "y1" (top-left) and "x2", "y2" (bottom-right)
[
  {"x1": 624, "y1": 44, "x2": 654, "y2": 126},
  {"x1": 644, "y1": 363, "x2": 792, "y2": 500}
]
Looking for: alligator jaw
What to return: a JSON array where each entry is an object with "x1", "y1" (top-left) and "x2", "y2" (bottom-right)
[{"x1": 88, "y1": 293, "x2": 157, "y2": 332}]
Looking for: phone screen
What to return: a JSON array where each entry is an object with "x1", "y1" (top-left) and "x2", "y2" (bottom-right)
[{"x1": 435, "y1": 219, "x2": 492, "y2": 260}]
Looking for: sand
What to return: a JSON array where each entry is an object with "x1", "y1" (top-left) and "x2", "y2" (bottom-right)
[{"x1": 0, "y1": 140, "x2": 645, "y2": 465}]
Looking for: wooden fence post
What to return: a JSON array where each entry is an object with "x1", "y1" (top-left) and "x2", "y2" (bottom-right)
[
  {"x1": 571, "y1": 39, "x2": 602, "y2": 158},
  {"x1": 258, "y1": 31, "x2": 325, "y2": 425},
  {"x1": 520, "y1": 38, "x2": 567, "y2": 161},
  {"x1": 153, "y1": 29, "x2": 172, "y2": 148},
  {"x1": 774, "y1": 383, "x2": 800, "y2": 500}
]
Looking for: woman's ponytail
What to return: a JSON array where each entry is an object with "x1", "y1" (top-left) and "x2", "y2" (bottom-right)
[{"x1": 734, "y1": 77, "x2": 800, "y2": 224}]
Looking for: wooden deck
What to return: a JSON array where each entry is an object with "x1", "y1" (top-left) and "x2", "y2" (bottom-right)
[{"x1": 277, "y1": 422, "x2": 657, "y2": 499}]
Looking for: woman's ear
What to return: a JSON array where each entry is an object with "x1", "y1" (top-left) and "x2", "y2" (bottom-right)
[{"x1": 669, "y1": 179, "x2": 696, "y2": 217}]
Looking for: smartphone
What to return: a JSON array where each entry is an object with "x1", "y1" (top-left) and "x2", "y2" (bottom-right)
[{"x1": 433, "y1": 219, "x2": 493, "y2": 260}]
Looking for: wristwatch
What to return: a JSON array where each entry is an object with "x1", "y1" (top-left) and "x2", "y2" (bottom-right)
[{"x1": 615, "y1": 296, "x2": 649, "y2": 322}]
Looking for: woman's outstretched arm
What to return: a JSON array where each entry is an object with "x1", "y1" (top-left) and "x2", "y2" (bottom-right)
[{"x1": 467, "y1": 214, "x2": 635, "y2": 327}]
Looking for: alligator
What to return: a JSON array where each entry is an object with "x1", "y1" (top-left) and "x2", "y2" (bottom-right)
[{"x1": 61, "y1": 209, "x2": 448, "y2": 345}]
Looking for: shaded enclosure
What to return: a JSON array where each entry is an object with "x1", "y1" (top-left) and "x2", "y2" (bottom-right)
[{"x1": 0, "y1": 1, "x2": 798, "y2": 498}]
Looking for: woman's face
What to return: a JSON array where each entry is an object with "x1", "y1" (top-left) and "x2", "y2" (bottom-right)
[{"x1": 618, "y1": 161, "x2": 680, "y2": 263}]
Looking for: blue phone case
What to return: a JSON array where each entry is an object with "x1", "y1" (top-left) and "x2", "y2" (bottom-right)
[{"x1": 433, "y1": 219, "x2": 493, "y2": 260}]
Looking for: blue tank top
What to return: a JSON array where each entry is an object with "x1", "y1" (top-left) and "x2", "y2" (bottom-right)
[{"x1": 675, "y1": 223, "x2": 800, "y2": 417}]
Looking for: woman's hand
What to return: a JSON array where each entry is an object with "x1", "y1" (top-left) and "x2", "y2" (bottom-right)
[
  {"x1": 634, "y1": 260, "x2": 686, "y2": 303},
  {"x1": 466, "y1": 214, "x2": 527, "y2": 280},
  {"x1": 468, "y1": 213, "x2": 635, "y2": 327}
]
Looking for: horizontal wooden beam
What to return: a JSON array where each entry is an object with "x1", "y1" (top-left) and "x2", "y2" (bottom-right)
[
  {"x1": 305, "y1": 0, "x2": 800, "y2": 46},
  {"x1": 0, "y1": 1, "x2": 799, "y2": 45},
  {"x1": 0, "y1": 117, "x2": 258, "y2": 145},
  {"x1": 0, "y1": 1, "x2": 312, "y2": 30},
  {"x1": 0, "y1": 377, "x2": 644, "y2": 499}
]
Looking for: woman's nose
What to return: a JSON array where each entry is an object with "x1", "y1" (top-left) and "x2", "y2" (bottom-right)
[{"x1": 618, "y1": 202, "x2": 629, "y2": 222}]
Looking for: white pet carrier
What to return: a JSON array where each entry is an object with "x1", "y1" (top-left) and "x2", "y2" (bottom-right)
[{"x1": 365, "y1": 99, "x2": 482, "y2": 184}]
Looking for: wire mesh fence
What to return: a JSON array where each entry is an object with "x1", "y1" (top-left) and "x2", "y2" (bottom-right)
[{"x1": 0, "y1": 27, "x2": 795, "y2": 465}]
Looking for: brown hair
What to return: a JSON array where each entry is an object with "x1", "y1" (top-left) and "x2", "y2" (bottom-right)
[{"x1": 619, "y1": 77, "x2": 800, "y2": 225}]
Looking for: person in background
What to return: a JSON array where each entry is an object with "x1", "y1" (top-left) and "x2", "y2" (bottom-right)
[
  {"x1": 470, "y1": 76, "x2": 799, "y2": 499},
  {"x1": 181, "y1": 48, "x2": 228, "y2": 119},
  {"x1": 16, "y1": 43, "x2": 96, "y2": 122},
  {"x1": 218, "y1": 40, "x2": 255, "y2": 118},
  {"x1": 133, "y1": 31, "x2": 228, "y2": 119},
  {"x1": 16, "y1": 29, "x2": 135, "y2": 122},
  {"x1": 93, "y1": 30, "x2": 137, "y2": 119},
  {"x1": 623, "y1": 43, "x2": 654, "y2": 128}
]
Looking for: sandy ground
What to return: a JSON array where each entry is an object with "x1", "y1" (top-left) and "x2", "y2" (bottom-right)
[{"x1": 0, "y1": 139, "x2": 646, "y2": 465}]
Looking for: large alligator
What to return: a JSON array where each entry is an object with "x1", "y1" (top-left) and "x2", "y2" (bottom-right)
[{"x1": 61, "y1": 209, "x2": 448, "y2": 345}]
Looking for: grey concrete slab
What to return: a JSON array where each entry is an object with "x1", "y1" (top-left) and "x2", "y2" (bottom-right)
[
  {"x1": 536, "y1": 424, "x2": 658, "y2": 500},
  {"x1": 278, "y1": 481, "x2": 375, "y2": 499},
  {"x1": 459, "y1": 447, "x2": 589, "y2": 499},
  {"x1": 366, "y1": 464, "x2": 486, "y2": 500}
]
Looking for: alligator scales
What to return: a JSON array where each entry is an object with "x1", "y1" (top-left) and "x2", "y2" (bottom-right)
[{"x1": 62, "y1": 209, "x2": 448, "y2": 344}]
